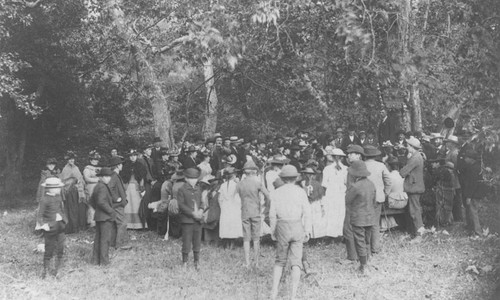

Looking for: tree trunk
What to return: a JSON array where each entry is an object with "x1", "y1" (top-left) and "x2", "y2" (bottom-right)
[
  {"x1": 201, "y1": 56, "x2": 218, "y2": 139},
  {"x1": 410, "y1": 82, "x2": 422, "y2": 132},
  {"x1": 107, "y1": 0, "x2": 174, "y2": 147},
  {"x1": 0, "y1": 97, "x2": 29, "y2": 202}
]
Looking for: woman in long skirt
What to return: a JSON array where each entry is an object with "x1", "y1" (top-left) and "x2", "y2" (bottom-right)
[
  {"x1": 321, "y1": 148, "x2": 348, "y2": 237},
  {"x1": 218, "y1": 167, "x2": 242, "y2": 248},
  {"x1": 122, "y1": 149, "x2": 147, "y2": 229},
  {"x1": 60, "y1": 151, "x2": 87, "y2": 234}
]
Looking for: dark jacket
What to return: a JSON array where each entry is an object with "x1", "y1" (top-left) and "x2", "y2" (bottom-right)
[
  {"x1": 460, "y1": 160, "x2": 488, "y2": 199},
  {"x1": 345, "y1": 178, "x2": 377, "y2": 226},
  {"x1": 400, "y1": 151, "x2": 425, "y2": 194},
  {"x1": 378, "y1": 116, "x2": 398, "y2": 145},
  {"x1": 177, "y1": 182, "x2": 203, "y2": 224},
  {"x1": 108, "y1": 172, "x2": 127, "y2": 208},
  {"x1": 37, "y1": 194, "x2": 67, "y2": 231},
  {"x1": 91, "y1": 181, "x2": 116, "y2": 222},
  {"x1": 183, "y1": 156, "x2": 198, "y2": 170},
  {"x1": 340, "y1": 135, "x2": 362, "y2": 151},
  {"x1": 122, "y1": 160, "x2": 147, "y2": 184}
]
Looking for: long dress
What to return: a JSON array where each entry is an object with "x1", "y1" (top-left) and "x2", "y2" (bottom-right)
[
  {"x1": 60, "y1": 163, "x2": 87, "y2": 234},
  {"x1": 124, "y1": 174, "x2": 147, "y2": 229},
  {"x1": 83, "y1": 164, "x2": 100, "y2": 227},
  {"x1": 218, "y1": 179, "x2": 243, "y2": 239},
  {"x1": 321, "y1": 162, "x2": 348, "y2": 237}
]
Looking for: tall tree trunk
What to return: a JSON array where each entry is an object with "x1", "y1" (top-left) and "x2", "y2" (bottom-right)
[
  {"x1": 410, "y1": 82, "x2": 422, "y2": 132},
  {"x1": 0, "y1": 97, "x2": 28, "y2": 202},
  {"x1": 201, "y1": 56, "x2": 218, "y2": 139},
  {"x1": 107, "y1": 0, "x2": 174, "y2": 147}
]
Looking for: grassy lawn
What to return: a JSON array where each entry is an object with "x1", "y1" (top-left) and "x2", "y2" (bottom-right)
[{"x1": 1, "y1": 199, "x2": 499, "y2": 300}]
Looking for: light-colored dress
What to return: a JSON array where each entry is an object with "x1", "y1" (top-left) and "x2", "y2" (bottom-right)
[
  {"x1": 198, "y1": 161, "x2": 213, "y2": 179},
  {"x1": 321, "y1": 162, "x2": 348, "y2": 237},
  {"x1": 218, "y1": 179, "x2": 243, "y2": 239},
  {"x1": 124, "y1": 174, "x2": 147, "y2": 229}
]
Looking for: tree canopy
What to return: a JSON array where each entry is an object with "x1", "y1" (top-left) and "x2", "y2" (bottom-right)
[{"x1": 0, "y1": 0, "x2": 499, "y2": 198}]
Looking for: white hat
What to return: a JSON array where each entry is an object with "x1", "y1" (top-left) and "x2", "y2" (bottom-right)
[
  {"x1": 41, "y1": 177, "x2": 64, "y2": 188},
  {"x1": 444, "y1": 135, "x2": 459, "y2": 144},
  {"x1": 406, "y1": 137, "x2": 422, "y2": 149},
  {"x1": 331, "y1": 148, "x2": 346, "y2": 156}
]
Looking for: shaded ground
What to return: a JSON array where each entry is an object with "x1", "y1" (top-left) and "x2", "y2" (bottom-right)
[{"x1": 0, "y1": 198, "x2": 499, "y2": 299}]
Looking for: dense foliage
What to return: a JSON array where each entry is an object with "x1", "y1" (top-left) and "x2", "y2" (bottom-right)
[{"x1": 0, "y1": 0, "x2": 499, "y2": 198}]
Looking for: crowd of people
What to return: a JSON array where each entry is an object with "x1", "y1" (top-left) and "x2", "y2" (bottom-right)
[{"x1": 35, "y1": 109, "x2": 491, "y2": 298}]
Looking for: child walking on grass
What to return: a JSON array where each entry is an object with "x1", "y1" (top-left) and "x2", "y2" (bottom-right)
[{"x1": 36, "y1": 177, "x2": 67, "y2": 279}]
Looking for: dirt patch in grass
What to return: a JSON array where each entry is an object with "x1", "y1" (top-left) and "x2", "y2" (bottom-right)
[{"x1": 1, "y1": 199, "x2": 499, "y2": 299}]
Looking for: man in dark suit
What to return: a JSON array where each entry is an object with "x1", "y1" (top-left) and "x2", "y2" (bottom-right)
[
  {"x1": 108, "y1": 157, "x2": 130, "y2": 249},
  {"x1": 340, "y1": 125, "x2": 362, "y2": 151},
  {"x1": 183, "y1": 145, "x2": 199, "y2": 169},
  {"x1": 91, "y1": 168, "x2": 116, "y2": 265},
  {"x1": 378, "y1": 108, "x2": 398, "y2": 146}
]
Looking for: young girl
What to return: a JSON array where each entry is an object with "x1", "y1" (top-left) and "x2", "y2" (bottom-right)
[
  {"x1": 37, "y1": 177, "x2": 67, "y2": 278},
  {"x1": 218, "y1": 167, "x2": 243, "y2": 249}
]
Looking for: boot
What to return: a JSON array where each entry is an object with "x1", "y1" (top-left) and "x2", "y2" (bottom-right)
[
  {"x1": 193, "y1": 251, "x2": 199, "y2": 271},
  {"x1": 41, "y1": 258, "x2": 50, "y2": 279},
  {"x1": 182, "y1": 253, "x2": 188, "y2": 267},
  {"x1": 54, "y1": 257, "x2": 62, "y2": 277},
  {"x1": 358, "y1": 256, "x2": 367, "y2": 274}
]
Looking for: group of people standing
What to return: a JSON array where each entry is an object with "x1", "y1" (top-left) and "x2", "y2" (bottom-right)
[{"x1": 34, "y1": 110, "x2": 492, "y2": 298}]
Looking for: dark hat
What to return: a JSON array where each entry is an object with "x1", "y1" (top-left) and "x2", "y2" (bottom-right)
[
  {"x1": 143, "y1": 144, "x2": 154, "y2": 151},
  {"x1": 223, "y1": 136, "x2": 231, "y2": 141},
  {"x1": 279, "y1": 165, "x2": 300, "y2": 178},
  {"x1": 348, "y1": 160, "x2": 371, "y2": 177},
  {"x1": 98, "y1": 167, "x2": 113, "y2": 176},
  {"x1": 184, "y1": 168, "x2": 200, "y2": 179},
  {"x1": 108, "y1": 156, "x2": 124, "y2": 167},
  {"x1": 127, "y1": 149, "x2": 139, "y2": 156},
  {"x1": 387, "y1": 157, "x2": 399, "y2": 165},
  {"x1": 347, "y1": 124, "x2": 357, "y2": 131},
  {"x1": 171, "y1": 170, "x2": 185, "y2": 181},
  {"x1": 301, "y1": 167, "x2": 317, "y2": 175},
  {"x1": 214, "y1": 133, "x2": 222, "y2": 138},
  {"x1": 464, "y1": 149, "x2": 480, "y2": 160},
  {"x1": 64, "y1": 151, "x2": 77, "y2": 160},
  {"x1": 153, "y1": 136, "x2": 162, "y2": 143},
  {"x1": 275, "y1": 134, "x2": 284, "y2": 140},
  {"x1": 289, "y1": 145, "x2": 301, "y2": 151},
  {"x1": 346, "y1": 145, "x2": 365, "y2": 155},
  {"x1": 205, "y1": 137, "x2": 216, "y2": 145},
  {"x1": 46, "y1": 157, "x2": 57, "y2": 165},
  {"x1": 88, "y1": 150, "x2": 101, "y2": 160},
  {"x1": 186, "y1": 145, "x2": 198, "y2": 152},
  {"x1": 243, "y1": 138, "x2": 252, "y2": 144},
  {"x1": 427, "y1": 155, "x2": 445, "y2": 163},
  {"x1": 160, "y1": 148, "x2": 170, "y2": 157},
  {"x1": 363, "y1": 145, "x2": 381, "y2": 157}
]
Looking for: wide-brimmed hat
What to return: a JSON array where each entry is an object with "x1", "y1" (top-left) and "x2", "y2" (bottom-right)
[
  {"x1": 88, "y1": 150, "x2": 101, "y2": 160},
  {"x1": 346, "y1": 144, "x2": 365, "y2": 155},
  {"x1": 127, "y1": 149, "x2": 139, "y2": 156},
  {"x1": 348, "y1": 160, "x2": 371, "y2": 177},
  {"x1": 444, "y1": 135, "x2": 459, "y2": 144},
  {"x1": 363, "y1": 145, "x2": 382, "y2": 157},
  {"x1": 382, "y1": 141, "x2": 394, "y2": 148},
  {"x1": 97, "y1": 167, "x2": 113, "y2": 176},
  {"x1": 279, "y1": 165, "x2": 300, "y2": 178},
  {"x1": 421, "y1": 134, "x2": 431, "y2": 142},
  {"x1": 64, "y1": 151, "x2": 77, "y2": 160},
  {"x1": 301, "y1": 167, "x2": 317, "y2": 175},
  {"x1": 430, "y1": 133, "x2": 444, "y2": 140},
  {"x1": 406, "y1": 137, "x2": 422, "y2": 149},
  {"x1": 199, "y1": 175, "x2": 215, "y2": 185},
  {"x1": 184, "y1": 168, "x2": 200, "y2": 179},
  {"x1": 41, "y1": 177, "x2": 64, "y2": 188},
  {"x1": 108, "y1": 156, "x2": 124, "y2": 167},
  {"x1": 46, "y1": 157, "x2": 57, "y2": 165},
  {"x1": 331, "y1": 148, "x2": 346, "y2": 157},
  {"x1": 268, "y1": 155, "x2": 290, "y2": 165},
  {"x1": 226, "y1": 154, "x2": 237, "y2": 165},
  {"x1": 186, "y1": 145, "x2": 198, "y2": 152},
  {"x1": 243, "y1": 160, "x2": 258, "y2": 170}
]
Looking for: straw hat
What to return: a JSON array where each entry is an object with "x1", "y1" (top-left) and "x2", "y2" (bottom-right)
[
  {"x1": 405, "y1": 137, "x2": 422, "y2": 149},
  {"x1": 300, "y1": 167, "x2": 317, "y2": 175},
  {"x1": 226, "y1": 154, "x2": 237, "y2": 165},
  {"x1": 41, "y1": 177, "x2": 64, "y2": 188},
  {"x1": 279, "y1": 165, "x2": 300, "y2": 178}
]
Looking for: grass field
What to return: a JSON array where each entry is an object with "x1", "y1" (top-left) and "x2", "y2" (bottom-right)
[{"x1": 1, "y1": 199, "x2": 499, "y2": 300}]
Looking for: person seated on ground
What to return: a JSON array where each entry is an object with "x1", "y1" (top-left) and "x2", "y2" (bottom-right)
[
  {"x1": 345, "y1": 160, "x2": 376, "y2": 274},
  {"x1": 269, "y1": 165, "x2": 311, "y2": 300},
  {"x1": 36, "y1": 177, "x2": 67, "y2": 279}
]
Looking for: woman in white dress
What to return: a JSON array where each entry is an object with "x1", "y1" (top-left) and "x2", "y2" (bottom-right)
[
  {"x1": 218, "y1": 167, "x2": 242, "y2": 248},
  {"x1": 122, "y1": 149, "x2": 147, "y2": 229},
  {"x1": 197, "y1": 150, "x2": 213, "y2": 179},
  {"x1": 321, "y1": 148, "x2": 348, "y2": 237}
]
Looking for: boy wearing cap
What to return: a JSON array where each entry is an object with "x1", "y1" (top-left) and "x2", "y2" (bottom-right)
[
  {"x1": 90, "y1": 167, "x2": 116, "y2": 265},
  {"x1": 269, "y1": 165, "x2": 311, "y2": 300},
  {"x1": 37, "y1": 177, "x2": 67, "y2": 278},
  {"x1": 345, "y1": 160, "x2": 377, "y2": 274},
  {"x1": 108, "y1": 156, "x2": 129, "y2": 249},
  {"x1": 237, "y1": 160, "x2": 271, "y2": 268},
  {"x1": 177, "y1": 168, "x2": 204, "y2": 269}
]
